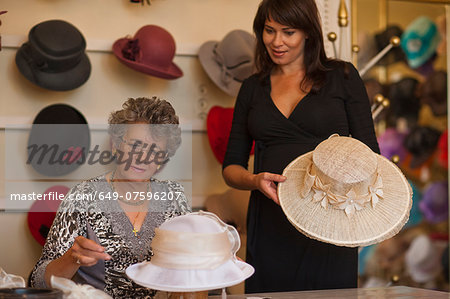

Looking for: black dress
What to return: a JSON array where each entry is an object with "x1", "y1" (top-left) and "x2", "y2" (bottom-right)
[{"x1": 223, "y1": 62, "x2": 380, "y2": 293}]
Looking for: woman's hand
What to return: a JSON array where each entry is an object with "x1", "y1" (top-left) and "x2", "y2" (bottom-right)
[
  {"x1": 44, "y1": 236, "x2": 111, "y2": 287},
  {"x1": 68, "y1": 236, "x2": 111, "y2": 267},
  {"x1": 253, "y1": 172, "x2": 286, "y2": 205}
]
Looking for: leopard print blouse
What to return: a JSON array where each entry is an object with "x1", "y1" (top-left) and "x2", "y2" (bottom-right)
[{"x1": 30, "y1": 174, "x2": 191, "y2": 298}]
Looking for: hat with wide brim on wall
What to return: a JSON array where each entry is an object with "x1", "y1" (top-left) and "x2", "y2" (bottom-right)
[
  {"x1": 126, "y1": 211, "x2": 254, "y2": 292},
  {"x1": 27, "y1": 185, "x2": 69, "y2": 246},
  {"x1": 27, "y1": 104, "x2": 90, "y2": 176},
  {"x1": 112, "y1": 25, "x2": 182, "y2": 79},
  {"x1": 198, "y1": 30, "x2": 256, "y2": 97},
  {"x1": 278, "y1": 135, "x2": 412, "y2": 247},
  {"x1": 401, "y1": 16, "x2": 441, "y2": 69},
  {"x1": 15, "y1": 20, "x2": 91, "y2": 91}
]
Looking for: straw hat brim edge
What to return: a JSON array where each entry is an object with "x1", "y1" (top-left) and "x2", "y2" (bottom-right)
[{"x1": 278, "y1": 152, "x2": 413, "y2": 247}]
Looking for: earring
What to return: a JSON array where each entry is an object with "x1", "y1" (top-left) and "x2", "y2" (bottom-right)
[{"x1": 156, "y1": 165, "x2": 161, "y2": 171}]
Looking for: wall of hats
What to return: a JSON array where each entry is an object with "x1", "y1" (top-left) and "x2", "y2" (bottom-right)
[
  {"x1": 352, "y1": 0, "x2": 450, "y2": 292},
  {"x1": 0, "y1": 0, "x2": 351, "y2": 281}
]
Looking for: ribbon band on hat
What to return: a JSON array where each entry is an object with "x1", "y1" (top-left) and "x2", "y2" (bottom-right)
[
  {"x1": 297, "y1": 160, "x2": 384, "y2": 217},
  {"x1": 212, "y1": 45, "x2": 250, "y2": 86},
  {"x1": 151, "y1": 229, "x2": 232, "y2": 270}
]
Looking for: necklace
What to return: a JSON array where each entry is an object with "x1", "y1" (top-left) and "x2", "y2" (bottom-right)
[
  {"x1": 110, "y1": 169, "x2": 150, "y2": 236},
  {"x1": 110, "y1": 169, "x2": 150, "y2": 206},
  {"x1": 131, "y1": 212, "x2": 141, "y2": 237}
]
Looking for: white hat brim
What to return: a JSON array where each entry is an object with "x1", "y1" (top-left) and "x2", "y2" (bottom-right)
[
  {"x1": 278, "y1": 151, "x2": 412, "y2": 247},
  {"x1": 126, "y1": 260, "x2": 254, "y2": 292}
]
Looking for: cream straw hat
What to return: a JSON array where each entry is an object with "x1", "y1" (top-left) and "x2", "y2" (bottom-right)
[
  {"x1": 278, "y1": 135, "x2": 412, "y2": 247},
  {"x1": 126, "y1": 211, "x2": 254, "y2": 292}
]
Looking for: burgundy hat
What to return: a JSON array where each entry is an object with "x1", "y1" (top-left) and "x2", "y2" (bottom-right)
[
  {"x1": 112, "y1": 25, "x2": 182, "y2": 79},
  {"x1": 27, "y1": 185, "x2": 69, "y2": 246},
  {"x1": 206, "y1": 106, "x2": 254, "y2": 164}
]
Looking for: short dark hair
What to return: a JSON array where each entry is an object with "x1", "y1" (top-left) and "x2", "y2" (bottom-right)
[{"x1": 253, "y1": 0, "x2": 338, "y2": 92}]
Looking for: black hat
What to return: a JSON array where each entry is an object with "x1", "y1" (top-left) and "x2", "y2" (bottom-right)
[
  {"x1": 27, "y1": 104, "x2": 90, "y2": 176},
  {"x1": 386, "y1": 77, "x2": 420, "y2": 129},
  {"x1": 374, "y1": 25, "x2": 406, "y2": 66},
  {"x1": 15, "y1": 20, "x2": 91, "y2": 91},
  {"x1": 403, "y1": 126, "x2": 441, "y2": 169}
]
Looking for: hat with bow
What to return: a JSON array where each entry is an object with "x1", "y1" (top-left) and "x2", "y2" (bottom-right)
[
  {"x1": 126, "y1": 211, "x2": 254, "y2": 292},
  {"x1": 15, "y1": 20, "x2": 91, "y2": 91},
  {"x1": 199, "y1": 30, "x2": 256, "y2": 97}
]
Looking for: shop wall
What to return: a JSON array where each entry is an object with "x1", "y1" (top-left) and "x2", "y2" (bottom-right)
[{"x1": 0, "y1": 0, "x2": 350, "y2": 280}]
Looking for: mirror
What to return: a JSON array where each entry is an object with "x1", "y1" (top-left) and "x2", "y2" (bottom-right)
[{"x1": 353, "y1": 0, "x2": 449, "y2": 292}]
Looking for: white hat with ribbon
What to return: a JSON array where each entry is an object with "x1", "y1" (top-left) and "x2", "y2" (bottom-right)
[
  {"x1": 278, "y1": 135, "x2": 412, "y2": 247},
  {"x1": 126, "y1": 211, "x2": 254, "y2": 292}
]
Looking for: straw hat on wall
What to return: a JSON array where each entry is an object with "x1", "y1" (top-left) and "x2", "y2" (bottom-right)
[{"x1": 278, "y1": 135, "x2": 412, "y2": 247}]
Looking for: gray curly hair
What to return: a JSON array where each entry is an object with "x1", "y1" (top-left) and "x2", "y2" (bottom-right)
[{"x1": 108, "y1": 97, "x2": 181, "y2": 158}]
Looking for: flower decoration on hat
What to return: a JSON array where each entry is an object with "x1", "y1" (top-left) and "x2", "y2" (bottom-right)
[
  {"x1": 312, "y1": 177, "x2": 334, "y2": 209},
  {"x1": 368, "y1": 175, "x2": 384, "y2": 208},
  {"x1": 301, "y1": 162, "x2": 384, "y2": 217},
  {"x1": 336, "y1": 189, "x2": 366, "y2": 217}
]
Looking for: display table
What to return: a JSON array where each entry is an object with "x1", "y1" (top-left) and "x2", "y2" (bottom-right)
[{"x1": 211, "y1": 286, "x2": 449, "y2": 298}]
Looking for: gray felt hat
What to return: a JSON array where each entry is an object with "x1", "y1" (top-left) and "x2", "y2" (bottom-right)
[{"x1": 198, "y1": 30, "x2": 256, "y2": 97}]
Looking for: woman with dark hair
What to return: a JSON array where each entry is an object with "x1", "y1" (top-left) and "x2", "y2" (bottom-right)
[
  {"x1": 223, "y1": 0, "x2": 379, "y2": 293},
  {"x1": 30, "y1": 97, "x2": 190, "y2": 298}
]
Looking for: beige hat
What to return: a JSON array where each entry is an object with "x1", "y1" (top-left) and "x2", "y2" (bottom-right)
[{"x1": 278, "y1": 135, "x2": 412, "y2": 247}]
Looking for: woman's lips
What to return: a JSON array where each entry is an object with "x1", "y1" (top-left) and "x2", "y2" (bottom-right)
[
  {"x1": 131, "y1": 165, "x2": 145, "y2": 173},
  {"x1": 271, "y1": 49, "x2": 286, "y2": 57}
]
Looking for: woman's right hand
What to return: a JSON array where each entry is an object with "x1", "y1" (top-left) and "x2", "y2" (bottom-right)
[
  {"x1": 44, "y1": 236, "x2": 112, "y2": 286},
  {"x1": 253, "y1": 172, "x2": 286, "y2": 205},
  {"x1": 67, "y1": 236, "x2": 111, "y2": 267}
]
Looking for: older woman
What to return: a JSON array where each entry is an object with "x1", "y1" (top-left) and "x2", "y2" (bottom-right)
[{"x1": 30, "y1": 97, "x2": 191, "y2": 298}]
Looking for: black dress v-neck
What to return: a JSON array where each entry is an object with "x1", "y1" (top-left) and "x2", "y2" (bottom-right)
[{"x1": 223, "y1": 62, "x2": 379, "y2": 293}]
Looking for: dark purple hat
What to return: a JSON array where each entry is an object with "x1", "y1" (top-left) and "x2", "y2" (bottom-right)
[
  {"x1": 377, "y1": 128, "x2": 407, "y2": 163},
  {"x1": 419, "y1": 181, "x2": 448, "y2": 223},
  {"x1": 15, "y1": 20, "x2": 91, "y2": 91}
]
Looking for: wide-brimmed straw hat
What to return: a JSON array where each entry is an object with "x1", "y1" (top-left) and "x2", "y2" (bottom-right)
[
  {"x1": 126, "y1": 211, "x2": 254, "y2": 292},
  {"x1": 278, "y1": 135, "x2": 412, "y2": 247},
  {"x1": 112, "y1": 25, "x2": 182, "y2": 79},
  {"x1": 198, "y1": 30, "x2": 256, "y2": 97}
]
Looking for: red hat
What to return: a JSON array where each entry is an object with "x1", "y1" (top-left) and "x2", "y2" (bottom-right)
[
  {"x1": 437, "y1": 129, "x2": 448, "y2": 170},
  {"x1": 206, "y1": 106, "x2": 254, "y2": 164},
  {"x1": 27, "y1": 185, "x2": 69, "y2": 246},
  {"x1": 112, "y1": 25, "x2": 182, "y2": 79}
]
